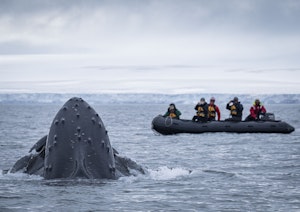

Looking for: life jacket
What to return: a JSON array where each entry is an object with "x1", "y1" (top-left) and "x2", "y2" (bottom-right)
[
  {"x1": 197, "y1": 105, "x2": 206, "y2": 117},
  {"x1": 230, "y1": 105, "x2": 237, "y2": 116},
  {"x1": 169, "y1": 112, "x2": 177, "y2": 118},
  {"x1": 208, "y1": 105, "x2": 216, "y2": 118}
]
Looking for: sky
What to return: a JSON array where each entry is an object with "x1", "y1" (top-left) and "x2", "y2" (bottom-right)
[{"x1": 0, "y1": 0, "x2": 300, "y2": 94}]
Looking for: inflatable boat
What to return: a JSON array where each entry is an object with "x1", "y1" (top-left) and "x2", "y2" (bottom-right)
[{"x1": 151, "y1": 114, "x2": 295, "y2": 135}]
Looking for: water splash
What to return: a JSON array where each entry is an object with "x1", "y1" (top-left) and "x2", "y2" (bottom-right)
[
  {"x1": 1, "y1": 171, "x2": 43, "y2": 181},
  {"x1": 148, "y1": 166, "x2": 192, "y2": 180}
]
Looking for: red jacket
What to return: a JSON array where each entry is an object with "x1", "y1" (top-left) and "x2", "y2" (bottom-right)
[{"x1": 250, "y1": 105, "x2": 266, "y2": 119}]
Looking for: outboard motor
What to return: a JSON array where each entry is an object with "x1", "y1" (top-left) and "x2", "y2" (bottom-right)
[{"x1": 260, "y1": 113, "x2": 275, "y2": 121}]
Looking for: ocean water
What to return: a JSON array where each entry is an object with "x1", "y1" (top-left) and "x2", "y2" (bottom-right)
[{"x1": 0, "y1": 102, "x2": 299, "y2": 211}]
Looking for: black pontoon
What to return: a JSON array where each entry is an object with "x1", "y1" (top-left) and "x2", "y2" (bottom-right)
[{"x1": 152, "y1": 113, "x2": 295, "y2": 135}]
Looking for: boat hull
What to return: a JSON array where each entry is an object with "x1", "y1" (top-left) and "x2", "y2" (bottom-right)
[{"x1": 152, "y1": 115, "x2": 295, "y2": 135}]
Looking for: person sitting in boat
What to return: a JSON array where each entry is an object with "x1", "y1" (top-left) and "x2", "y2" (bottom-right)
[
  {"x1": 245, "y1": 99, "x2": 267, "y2": 121},
  {"x1": 192, "y1": 97, "x2": 208, "y2": 122},
  {"x1": 225, "y1": 97, "x2": 243, "y2": 122},
  {"x1": 208, "y1": 97, "x2": 221, "y2": 121},
  {"x1": 163, "y1": 103, "x2": 182, "y2": 119}
]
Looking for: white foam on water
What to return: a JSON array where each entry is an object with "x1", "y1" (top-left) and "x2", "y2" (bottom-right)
[
  {"x1": 148, "y1": 166, "x2": 191, "y2": 181},
  {"x1": 1, "y1": 171, "x2": 43, "y2": 181}
]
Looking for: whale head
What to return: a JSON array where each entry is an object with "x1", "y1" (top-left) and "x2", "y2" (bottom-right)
[{"x1": 44, "y1": 97, "x2": 116, "y2": 179}]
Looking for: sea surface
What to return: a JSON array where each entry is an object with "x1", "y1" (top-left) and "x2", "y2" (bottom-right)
[{"x1": 0, "y1": 102, "x2": 299, "y2": 211}]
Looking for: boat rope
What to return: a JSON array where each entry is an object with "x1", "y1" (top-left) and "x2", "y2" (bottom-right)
[{"x1": 165, "y1": 116, "x2": 173, "y2": 127}]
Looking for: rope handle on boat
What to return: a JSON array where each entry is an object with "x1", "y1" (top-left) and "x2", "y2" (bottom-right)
[{"x1": 165, "y1": 116, "x2": 173, "y2": 127}]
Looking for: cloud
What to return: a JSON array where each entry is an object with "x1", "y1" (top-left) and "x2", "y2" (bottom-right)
[
  {"x1": 1, "y1": 0, "x2": 300, "y2": 65},
  {"x1": 0, "y1": 0, "x2": 300, "y2": 94},
  {"x1": 1, "y1": 0, "x2": 300, "y2": 53}
]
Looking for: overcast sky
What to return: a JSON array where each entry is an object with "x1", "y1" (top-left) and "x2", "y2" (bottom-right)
[{"x1": 0, "y1": 0, "x2": 300, "y2": 94}]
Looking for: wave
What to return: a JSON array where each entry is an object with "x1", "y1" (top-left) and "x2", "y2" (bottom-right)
[{"x1": 202, "y1": 169, "x2": 236, "y2": 177}]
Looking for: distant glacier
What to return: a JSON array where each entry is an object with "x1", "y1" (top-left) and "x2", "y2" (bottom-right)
[{"x1": 0, "y1": 93, "x2": 299, "y2": 104}]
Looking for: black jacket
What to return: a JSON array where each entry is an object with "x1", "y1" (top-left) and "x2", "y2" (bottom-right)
[
  {"x1": 194, "y1": 102, "x2": 208, "y2": 117},
  {"x1": 226, "y1": 101, "x2": 243, "y2": 118}
]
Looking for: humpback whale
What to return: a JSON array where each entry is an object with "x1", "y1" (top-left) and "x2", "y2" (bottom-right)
[{"x1": 7, "y1": 97, "x2": 144, "y2": 179}]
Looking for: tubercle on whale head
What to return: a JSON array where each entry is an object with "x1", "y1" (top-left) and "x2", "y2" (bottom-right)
[{"x1": 44, "y1": 97, "x2": 116, "y2": 179}]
